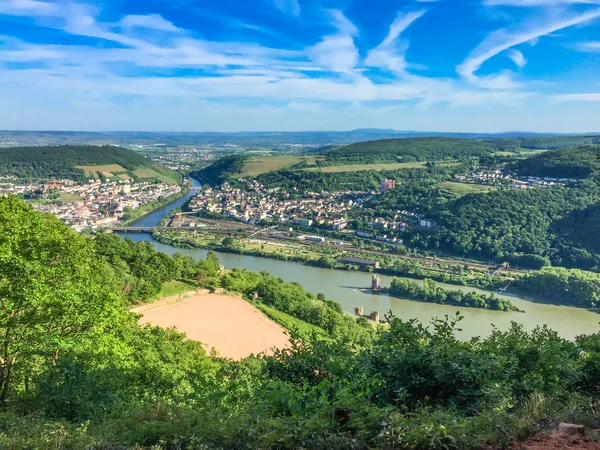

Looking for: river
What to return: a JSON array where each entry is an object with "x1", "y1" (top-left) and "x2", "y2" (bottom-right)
[
  {"x1": 120, "y1": 178, "x2": 599, "y2": 340},
  {"x1": 127, "y1": 177, "x2": 203, "y2": 227}
]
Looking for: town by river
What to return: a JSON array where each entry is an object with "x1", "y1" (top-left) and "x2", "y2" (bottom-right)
[{"x1": 118, "y1": 177, "x2": 599, "y2": 340}]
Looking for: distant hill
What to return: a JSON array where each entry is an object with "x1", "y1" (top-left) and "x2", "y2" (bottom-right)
[
  {"x1": 194, "y1": 138, "x2": 600, "y2": 185},
  {"x1": 320, "y1": 137, "x2": 496, "y2": 165},
  {"x1": 2, "y1": 130, "x2": 599, "y2": 147},
  {"x1": 486, "y1": 136, "x2": 600, "y2": 151},
  {"x1": 511, "y1": 146, "x2": 600, "y2": 179},
  {"x1": 0, "y1": 145, "x2": 179, "y2": 183}
]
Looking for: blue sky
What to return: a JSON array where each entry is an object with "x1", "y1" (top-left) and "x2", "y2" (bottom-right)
[{"x1": 1, "y1": 0, "x2": 600, "y2": 132}]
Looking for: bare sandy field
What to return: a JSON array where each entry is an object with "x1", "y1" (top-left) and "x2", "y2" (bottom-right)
[{"x1": 132, "y1": 292, "x2": 290, "y2": 360}]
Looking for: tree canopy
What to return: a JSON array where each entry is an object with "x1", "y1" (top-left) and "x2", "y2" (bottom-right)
[
  {"x1": 0, "y1": 195, "x2": 125, "y2": 403},
  {"x1": 510, "y1": 145, "x2": 600, "y2": 179},
  {"x1": 320, "y1": 137, "x2": 495, "y2": 165}
]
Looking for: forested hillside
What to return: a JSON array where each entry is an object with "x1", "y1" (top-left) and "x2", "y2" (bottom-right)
[
  {"x1": 320, "y1": 137, "x2": 495, "y2": 165},
  {"x1": 195, "y1": 154, "x2": 246, "y2": 184},
  {"x1": 487, "y1": 136, "x2": 600, "y2": 151},
  {"x1": 511, "y1": 145, "x2": 600, "y2": 179},
  {"x1": 553, "y1": 201, "x2": 600, "y2": 257},
  {"x1": 5, "y1": 194, "x2": 600, "y2": 449},
  {"x1": 403, "y1": 181, "x2": 600, "y2": 269},
  {"x1": 0, "y1": 145, "x2": 178, "y2": 182}
]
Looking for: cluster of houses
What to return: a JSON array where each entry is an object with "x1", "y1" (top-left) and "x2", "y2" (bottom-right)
[
  {"x1": 183, "y1": 179, "x2": 434, "y2": 247},
  {"x1": 457, "y1": 169, "x2": 575, "y2": 189},
  {"x1": 187, "y1": 180, "x2": 372, "y2": 229},
  {"x1": 146, "y1": 146, "x2": 211, "y2": 171},
  {"x1": 2, "y1": 179, "x2": 182, "y2": 230},
  {"x1": 168, "y1": 213, "x2": 198, "y2": 228}
]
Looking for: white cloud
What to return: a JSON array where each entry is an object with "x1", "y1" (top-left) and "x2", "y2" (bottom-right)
[
  {"x1": 457, "y1": 8, "x2": 600, "y2": 84},
  {"x1": 307, "y1": 35, "x2": 358, "y2": 73},
  {"x1": 553, "y1": 93, "x2": 600, "y2": 102},
  {"x1": 0, "y1": 0, "x2": 59, "y2": 16},
  {"x1": 274, "y1": 0, "x2": 300, "y2": 17},
  {"x1": 0, "y1": 0, "x2": 596, "y2": 131},
  {"x1": 118, "y1": 14, "x2": 182, "y2": 33},
  {"x1": 330, "y1": 9, "x2": 359, "y2": 36},
  {"x1": 508, "y1": 49, "x2": 527, "y2": 67},
  {"x1": 364, "y1": 10, "x2": 426, "y2": 74},
  {"x1": 485, "y1": 0, "x2": 600, "y2": 5},
  {"x1": 306, "y1": 10, "x2": 359, "y2": 74},
  {"x1": 575, "y1": 41, "x2": 600, "y2": 51}
]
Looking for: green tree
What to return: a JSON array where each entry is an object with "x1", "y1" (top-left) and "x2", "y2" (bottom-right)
[
  {"x1": 0, "y1": 196, "x2": 125, "y2": 403},
  {"x1": 222, "y1": 237, "x2": 236, "y2": 249}
]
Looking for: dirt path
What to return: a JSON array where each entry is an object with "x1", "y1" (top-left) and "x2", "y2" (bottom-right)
[
  {"x1": 133, "y1": 292, "x2": 290, "y2": 360},
  {"x1": 498, "y1": 432, "x2": 600, "y2": 449}
]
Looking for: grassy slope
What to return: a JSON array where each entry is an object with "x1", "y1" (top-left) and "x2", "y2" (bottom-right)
[
  {"x1": 438, "y1": 181, "x2": 498, "y2": 196},
  {"x1": 156, "y1": 280, "x2": 196, "y2": 299},
  {"x1": 306, "y1": 162, "x2": 426, "y2": 172},
  {"x1": 234, "y1": 155, "x2": 322, "y2": 178},
  {"x1": 255, "y1": 303, "x2": 328, "y2": 338}
]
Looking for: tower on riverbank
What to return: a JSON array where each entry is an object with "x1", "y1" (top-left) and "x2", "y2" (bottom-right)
[{"x1": 369, "y1": 311, "x2": 380, "y2": 323}]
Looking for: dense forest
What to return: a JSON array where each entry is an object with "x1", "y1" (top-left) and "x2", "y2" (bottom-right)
[
  {"x1": 5, "y1": 194, "x2": 600, "y2": 449},
  {"x1": 517, "y1": 267, "x2": 600, "y2": 308},
  {"x1": 256, "y1": 164, "x2": 461, "y2": 193},
  {"x1": 486, "y1": 135, "x2": 600, "y2": 151},
  {"x1": 511, "y1": 146, "x2": 600, "y2": 179},
  {"x1": 553, "y1": 201, "x2": 600, "y2": 257},
  {"x1": 0, "y1": 145, "x2": 177, "y2": 182},
  {"x1": 364, "y1": 181, "x2": 456, "y2": 215},
  {"x1": 320, "y1": 137, "x2": 495, "y2": 165},
  {"x1": 258, "y1": 168, "x2": 383, "y2": 192},
  {"x1": 407, "y1": 181, "x2": 600, "y2": 269}
]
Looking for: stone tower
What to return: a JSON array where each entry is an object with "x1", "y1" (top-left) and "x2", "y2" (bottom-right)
[{"x1": 371, "y1": 274, "x2": 380, "y2": 291}]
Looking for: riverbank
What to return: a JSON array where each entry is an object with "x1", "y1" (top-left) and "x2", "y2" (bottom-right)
[
  {"x1": 120, "y1": 183, "x2": 190, "y2": 226},
  {"x1": 152, "y1": 229, "x2": 512, "y2": 292},
  {"x1": 118, "y1": 232, "x2": 600, "y2": 340}
]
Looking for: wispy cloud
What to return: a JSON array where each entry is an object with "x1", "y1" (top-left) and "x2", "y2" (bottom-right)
[
  {"x1": 0, "y1": 0, "x2": 59, "y2": 16},
  {"x1": 364, "y1": 9, "x2": 426, "y2": 74},
  {"x1": 553, "y1": 93, "x2": 600, "y2": 102},
  {"x1": 457, "y1": 8, "x2": 600, "y2": 85},
  {"x1": 118, "y1": 14, "x2": 183, "y2": 33},
  {"x1": 274, "y1": 0, "x2": 301, "y2": 17},
  {"x1": 307, "y1": 10, "x2": 359, "y2": 74},
  {"x1": 508, "y1": 49, "x2": 527, "y2": 68},
  {"x1": 485, "y1": 0, "x2": 600, "y2": 6},
  {"x1": 0, "y1": 0, "x2": 597, "y2": 131},
  {"x1": 575, "y1": 41, "x2": 600, "y2": 51}
]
